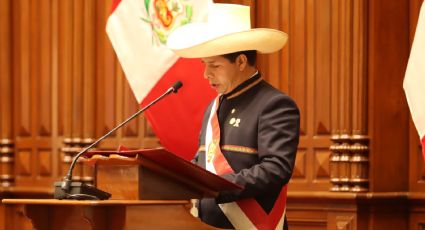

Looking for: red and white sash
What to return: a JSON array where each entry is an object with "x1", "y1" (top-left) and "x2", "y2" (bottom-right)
[{"x1": 205, "y1": 96, "x2": 287, "y2": 230}]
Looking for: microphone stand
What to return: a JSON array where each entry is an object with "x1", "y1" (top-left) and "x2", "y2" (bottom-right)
[{"x1": 54, "y1": 81, "x2": 183, "y2": 200}]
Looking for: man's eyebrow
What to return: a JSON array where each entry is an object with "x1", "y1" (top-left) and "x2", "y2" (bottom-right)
[{"x1": 202, "y1": 60, "x2": 216, "y2": 64}]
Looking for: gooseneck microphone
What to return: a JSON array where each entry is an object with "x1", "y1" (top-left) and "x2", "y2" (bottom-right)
[{"x1": 54, "y1": 81, "x2": 183, "y2": 200}]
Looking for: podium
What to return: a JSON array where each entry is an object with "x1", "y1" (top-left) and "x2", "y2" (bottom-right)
[
  {"x1": 85, "y1": 148, "x2": 241, "y2": 200},
  {"x1": 2, "y1": 148, "x2": 241, "y2": 229}
]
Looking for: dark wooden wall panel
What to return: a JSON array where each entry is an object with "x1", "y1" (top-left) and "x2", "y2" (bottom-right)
[
  {"x1": 0, "y1": 0, "x2": 12, "y2": 135},
  {"x1": 82, "y1": 0, "x2": 96, "y2": 140},
  {"x1": 287, "y1": 0, "x2": 307, "y2": 136},
  {"x1": 71, "y1": 0, "x2": 84, "y2": 139},
  {"x1": 96, "y1": 30, "x2": 118, "y2": 140},
  {"x1": 39, "y1": 0, "x2": 52, "y2": 137},
  {"x1": 352, "y1": 0, "x2": 367, "y2": 135},
  {"x1": 368, "y1": 0, "x2": 410, "y2": 192},
  {"x1": 314, "y1": 0, "x2": 331, "y2": 136},
  {"x1": 57, "y1": 0, "x2": 73, "y2": 139}
]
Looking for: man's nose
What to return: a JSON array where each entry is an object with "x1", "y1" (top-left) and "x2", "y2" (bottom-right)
[{"x1": 204, "y1": 68, "x2": 211, "y2": 79}]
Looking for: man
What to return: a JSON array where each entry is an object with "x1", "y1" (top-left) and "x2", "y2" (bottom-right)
[{"x1": 167, "y1": 3, "x2": 299, "y2": 230}]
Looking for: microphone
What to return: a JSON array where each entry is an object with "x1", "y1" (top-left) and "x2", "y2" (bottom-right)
[
  {"x1": 171, "y1": 81, "x2": 183, "y2": 93},
  {"x1": 54, "y1": 81, "x2": 183, "y2": 200}
]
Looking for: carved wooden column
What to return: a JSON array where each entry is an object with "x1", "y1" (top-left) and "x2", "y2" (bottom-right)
[
  {"x1": 0, "y1": 0, "x2": 14, "y2": 188},
  {"x1": 61, "y1": 138, "x2": 94, "y2": 184},
  {"x1": 329, "y1": 0, "x2": 369, "y2": 192},
  {"x1": 349, "y1": 135, "x2": 368, "y2": 192},
  {"x1": 330, "y1": 136, "x2": 369, "y2": 192},
  {"x1": 329, "y1": 0, "x2": 353, "y2": 192},
  {"x1": 0, "y1": 140, "x2": 14, "y2": 188},
  {"x1": 349, "y1": 0, "x2": 369, "y2": 192},
  {"x1": 339, "y1": 135, "x2": 352, "y2": 192},
  {"x1": 57, "y1": 0, "x2": 96, "y2": 185},
  {"x1": 330, "y1": 136, "x2": 342, "y2": 191},
  {"x1": 330, "y1": 134, "x2": 352, "y2": 192}
]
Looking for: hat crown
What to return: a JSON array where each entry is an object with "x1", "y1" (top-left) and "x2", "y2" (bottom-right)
[
  {"x1": 207, "y1": 4, "x2": 251, "y2": 36},
  {"x1": 166, "y1": 3, "x2": 288, "y2": 58}
]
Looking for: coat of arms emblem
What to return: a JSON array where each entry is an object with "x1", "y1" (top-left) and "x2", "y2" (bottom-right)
[{"x1": 141, "y1": 0, "x2": 193, "y2": 45}]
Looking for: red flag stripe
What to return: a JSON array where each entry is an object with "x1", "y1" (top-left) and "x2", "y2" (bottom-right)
[
  {"x1": 142, "y1": 58, "x2": 215, "y2": 160},
  {"x1": 421, "y1": 136, "x2": 425, "y2": 159},
  {"x1": 110, "y1": 0, "x2": 121, "y2": 13}
]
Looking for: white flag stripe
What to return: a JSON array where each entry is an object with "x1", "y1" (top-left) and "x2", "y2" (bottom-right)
[
  {"x1": 106, "y1": 0, "x2": 177, "y2": 102},
  {"x1": 404, "y1": 2, "x2": 425, "y2": 138},
  {"x1": 106, "y1": 0, "x2": 210, "y2": 102}
]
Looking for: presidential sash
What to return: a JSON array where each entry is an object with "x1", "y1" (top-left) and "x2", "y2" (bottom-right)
[{"x1": 205, "y1": 96, "x2": 287, "y2": 230}]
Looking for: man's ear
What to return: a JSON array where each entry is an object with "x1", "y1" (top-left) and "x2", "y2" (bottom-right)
[{"x1": 236, "y1": 54, "x2": 248, "y2": 71}]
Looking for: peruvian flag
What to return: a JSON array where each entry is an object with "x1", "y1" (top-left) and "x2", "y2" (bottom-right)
[
  {"x1": 106, "y1": 0, "x2": 215, "y2": 160},
  {"x1": 404, "y1": 1, "x2": 425, "y2": 159}
]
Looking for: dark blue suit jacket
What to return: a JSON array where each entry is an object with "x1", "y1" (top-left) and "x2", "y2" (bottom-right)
[{"x1": 194, "y1": 73, "x2": 300, "y2": 229}]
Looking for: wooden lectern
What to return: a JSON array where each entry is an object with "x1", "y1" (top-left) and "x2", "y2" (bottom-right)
[
  {"x1": 2, "y1": 148, "x2": 241, "y2": 229},
  {"x1": 87, "y1": 148, "x2": 240, "y2": 200}
]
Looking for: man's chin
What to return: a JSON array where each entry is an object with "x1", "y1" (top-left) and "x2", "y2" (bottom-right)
[{"x1": 211, "y1": 86, "x2": 223, "y2": 94}]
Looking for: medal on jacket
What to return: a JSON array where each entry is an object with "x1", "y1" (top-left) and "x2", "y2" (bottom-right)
[{"x1": 207, "y1": 140, "x2": 219, "y2": 162}]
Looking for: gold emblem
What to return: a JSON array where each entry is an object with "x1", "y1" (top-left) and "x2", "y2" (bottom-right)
[
  {"x1": 207, "y1": 140, "x2": 219, "y2": 162},
  {"x1": 229, "y1": 118, "x2": 241, "y2": 127},
  {"x1": 141, "y1": 0, "x2": 193, "y2": 45}
]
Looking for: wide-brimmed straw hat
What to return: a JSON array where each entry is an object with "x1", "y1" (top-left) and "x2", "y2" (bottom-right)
[{"x1": 166, "y1": 3, "x2": 288, "y2": 58}]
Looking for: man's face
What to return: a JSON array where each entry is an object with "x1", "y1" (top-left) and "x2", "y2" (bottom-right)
[{"x1": 201, "y1": 55, "x2": 242, "y2": 94}]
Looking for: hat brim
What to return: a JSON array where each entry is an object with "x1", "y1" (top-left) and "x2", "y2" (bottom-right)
[{"x1": 167, "y1": 24, "x2": 288, "y2": 58}]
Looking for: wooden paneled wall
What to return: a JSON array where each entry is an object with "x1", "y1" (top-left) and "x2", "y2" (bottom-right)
[
  {"x1": 0, "y1": 0, "x2": 160, "y2": 193},
  {"x1": 0, "y1": 0, "x2": 422, "y2": 194},
  {"x1": 1, "y1": 0, "x2": 424, "y2": 229},
  {"x1": 1, "y1": 0, "x2": 371, "y2": 193},
  {"x1": 219, "y1": 0, "x2": 369, "y2": 192}
]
